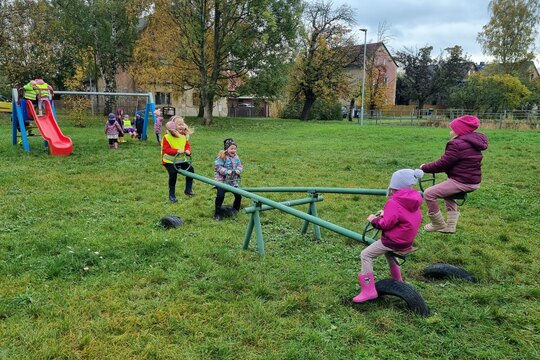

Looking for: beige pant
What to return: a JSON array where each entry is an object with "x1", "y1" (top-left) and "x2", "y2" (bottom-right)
[
  {"x1": 360, "y1": 240, "x2": 399, "y2": 273},
  {"x1": 424, "y1": 178, "x2": 480, "y2": 213}
]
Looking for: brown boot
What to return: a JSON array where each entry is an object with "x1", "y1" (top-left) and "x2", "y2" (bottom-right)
[
  {"x1": 440, "y1": 211, "x2": 460, "y2": 233},
  {"x1": 424, "y1": 211, "x2": 447, "y2": 232}
]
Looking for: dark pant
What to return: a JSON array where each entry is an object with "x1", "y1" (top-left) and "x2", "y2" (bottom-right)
[
  {"x1": 215, "y1": 187, "x2": 242, "y2": 210},
  {"x1": 164, "y1": 162, "x2": 194, "y2": 193}
]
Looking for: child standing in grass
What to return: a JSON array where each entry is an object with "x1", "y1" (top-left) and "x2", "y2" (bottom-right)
[
  {"x1": 105, "y1": 113, "x2": 122, "y2": 150},
  {"x1": 161, "y1": 116, "x2": 195, "y2": 202},
  {"x1": 420, "y1": 115, "x2": 488, "y2": 233},
  {"x1": 353, "y1": 169, "x2": 423, "y2": 303},
  {"x1": 213, "y1": 138, "x2": 243, "y2": 221},
  {"x1": 134, "y1": 111, "x2": 144, "y2": 140},
  {"x1": 115, "y1": 108, "x2": 126, "y2": 143},
  {"x1": 154, "y1": 108, "x2": 163, "y2": 145}
]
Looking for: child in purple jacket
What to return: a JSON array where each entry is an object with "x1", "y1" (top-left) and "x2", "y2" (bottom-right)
[
  {"x1": 105, "y1": 113, "x2": 123, "y2": 150},
  {"x1": 420, "y1": 115, "x2": 488, "y2": 233},
  {"x1": 353, "y1": 169, "x2": 424, "y2": 303},
  {"x1": 154, "y1": 108, "x2": 164, "y2": 145}
]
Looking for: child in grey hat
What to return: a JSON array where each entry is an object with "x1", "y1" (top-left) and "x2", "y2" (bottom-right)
[
  {"x1": 213, "y1": 138, "x2": 243, "y2": 220},
  {"x1": 353, "y1": 169, "x2": 423, "y2": 303}
]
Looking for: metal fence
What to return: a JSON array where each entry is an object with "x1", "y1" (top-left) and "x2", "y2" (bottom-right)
[
  {"x1": 361, "y1": 109, "x2": 540, "y2": 129},
  {"x1": 228, "y1": 106, "x2": 268, "y2": 118}
]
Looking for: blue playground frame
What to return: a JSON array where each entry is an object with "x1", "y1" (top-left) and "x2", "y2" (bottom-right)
[{"x1": 11, "y1": 88, "x2": 157, "y2": 152}]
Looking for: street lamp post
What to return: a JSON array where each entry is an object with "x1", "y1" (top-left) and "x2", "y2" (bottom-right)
[{"x1": 359, "y1": 28, "x2": 367, "y2": 126}]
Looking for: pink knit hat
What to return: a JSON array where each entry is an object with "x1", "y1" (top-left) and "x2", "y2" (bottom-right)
[
  {"x1": 166, "y1": 120, "x2": 176, "y2": 131},
  {"x1": 449, "y1": 115, "x2": 480, "y2": 136}
]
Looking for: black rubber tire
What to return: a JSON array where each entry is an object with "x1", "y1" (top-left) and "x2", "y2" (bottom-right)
[
  {"x1": 160, "y1": 215, "x2": 184, "y2": 229},
  {"x1": 219, "y1": 206, "x2": 239, "y2": 218},
  {"x1": 422, "y1": 263, "x2": 477, "y2": 283},
  {"x1": 375, "y1": 279, "x2": 430, "y2": 317}
]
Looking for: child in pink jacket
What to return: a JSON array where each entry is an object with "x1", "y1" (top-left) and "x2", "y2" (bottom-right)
[
  {"x1": 420, "y1": 115, "x2": 488, "y2": 233},
  {"x1": 353, "y1": 169, "x2": 424, "y2": 303}
]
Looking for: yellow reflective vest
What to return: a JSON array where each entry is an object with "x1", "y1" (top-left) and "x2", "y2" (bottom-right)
[
  {"x1": 36, "y1": 83, "x2": 50, "y2": 99},
  {"x1": 162, "y1": 133, "x2": 188, "y2": 164},
  {"x1": 23, "y1": 83, "x2": 38, "y2": 100}
]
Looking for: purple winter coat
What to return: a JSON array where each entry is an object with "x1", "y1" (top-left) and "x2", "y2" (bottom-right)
[
  {"x1": 370, "y1": 188, "x2": 423, "y2": 251},
  {"x1": 422, "y1": 132, "x2": 488, "y2": 185},
  {"x1": 154, "y1": 116, "x2": 163, "y2": 134}
]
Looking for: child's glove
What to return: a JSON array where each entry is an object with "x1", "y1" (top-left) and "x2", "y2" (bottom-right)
[{"x1": 367, "y1": 214, "x2": 377, "y2": 222}]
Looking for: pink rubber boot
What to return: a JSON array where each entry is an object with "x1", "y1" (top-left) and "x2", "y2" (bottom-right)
[
  {"x1": 389, "y1": 264, "x2": 403, "y2": 282},
  {"x1": 352, "y1": 273, "x2": 378, "y2": 303}
]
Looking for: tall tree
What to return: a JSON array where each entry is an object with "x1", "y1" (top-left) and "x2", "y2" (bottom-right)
[
  {"x1": 0, "y1": 0, "x2": 77, "y2": 88},
  {"x1": 395, "y1": 46, "x2": 438, "y2": 114},
  {"x1": 52, "y1": 0, "x2": 144, "y2": 113},
  {"x1": 364, "y1": 22, "x2": 392, "y2": 117},
  {"x1": 130, "y1": 0, "x2": 203, "y2": 115},
  {"x1": 434, "y1": 46, "x2": 472, "y2": 106},
  {"x1": 449, "y1": 73, "x2": 531, "y2": 112},
  {"x1": 169, "y1": 0, "x2": 302, "y2": 125},
  {"x1": 477, "y1": 0, "x2": 540, "y2": 73},
  {"x1": 289, "y1": 0, "x2": 356, "y2": 120}
]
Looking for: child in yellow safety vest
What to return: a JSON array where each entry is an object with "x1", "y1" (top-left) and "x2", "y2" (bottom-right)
[
  {"x1": 34, "y1": 79, "x2": 53, "y2": 116},
  {"x1": 123, "y1": 114, "x2": 135, "y2": 138},
  {"x1": 161, "y1": 116, "x2": 195, "y2": 202}
]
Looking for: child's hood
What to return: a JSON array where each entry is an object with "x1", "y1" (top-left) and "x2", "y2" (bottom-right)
[
  {"x1": 392, "y1": 188, "x2": 422, "y2": 212},
  {"x1": 458, "y1": 132, "x2": 488, "y2": 151}
]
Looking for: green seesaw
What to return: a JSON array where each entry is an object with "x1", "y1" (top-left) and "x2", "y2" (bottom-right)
[{"x1": 169, "y1": 156, "x2": 432, "y2": 316}]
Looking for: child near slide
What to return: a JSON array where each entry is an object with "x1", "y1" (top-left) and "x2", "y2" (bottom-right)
[
  {"x1": 154, "y1": 108, "x2": 164, "y2": 145},
  {"x1": 105, "y1": 113, "x2": 122, "y2": 150}
]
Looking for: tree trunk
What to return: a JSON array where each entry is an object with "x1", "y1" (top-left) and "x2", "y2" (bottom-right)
[
  {"x1": 202, "y1": 102, "x2": 213, "y2": 125},
  {"x1": 300, "y1": 90, "x2": 316, "y2": 120},
  {"x1": 417, "y1": 101, "x2": 425, "y2": 118},
  {"x1": 197, "y1": 101, "x2": 204, "y2": 118},
  {"x1": 103, "y1": 71, "x2": 117, "y2": 115},
  {"x1": 201, "y1": 89, "x2": 214, "y2": 125},
  {"x1": 348, "y1": 98, "x2": 355, "y2": 121}
]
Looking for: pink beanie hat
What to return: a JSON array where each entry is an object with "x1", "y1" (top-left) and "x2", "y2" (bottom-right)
[
  {"x1": 449, "y1": 115, "x2": 480, "y2": 136},
  {"x1": 166, "y1": 120, "x2": 176, "y2": 131}
]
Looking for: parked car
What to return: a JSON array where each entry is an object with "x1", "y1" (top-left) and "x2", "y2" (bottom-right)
[
  {"x1": 341, "y1": 106, "x2": 348, "y2": 118},
  {"x1": 0, "y1": 95, "x2": 11, "y2": 113}
]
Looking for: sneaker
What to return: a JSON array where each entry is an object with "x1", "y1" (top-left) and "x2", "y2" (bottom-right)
[
  {"x1": 214, "y1": 213, "x2": 222, "y2": 221},
  {"x1": 169, "y1": 196, "x2": 178, "y2": 203},
  {"x1": 184, "y1": 191, "x2": 195, "y2": 196}
]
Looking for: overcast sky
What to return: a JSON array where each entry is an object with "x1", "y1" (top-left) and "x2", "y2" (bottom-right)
[{"x1": 333, "y1": 0, "x2": 540, "y2": 66}]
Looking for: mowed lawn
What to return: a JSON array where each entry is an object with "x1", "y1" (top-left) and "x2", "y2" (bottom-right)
[{"x1": 0, "y1": 114, "x2": 538, "y2": 359}]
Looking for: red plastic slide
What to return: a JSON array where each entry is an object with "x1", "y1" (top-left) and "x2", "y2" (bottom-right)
[{"x1": 26, "y1": 100, "x2": 73, "y2": 156}]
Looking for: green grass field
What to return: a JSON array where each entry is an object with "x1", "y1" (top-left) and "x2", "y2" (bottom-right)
[{"x1": 0, "y1": 114, "x2": 539, "y2": 359}]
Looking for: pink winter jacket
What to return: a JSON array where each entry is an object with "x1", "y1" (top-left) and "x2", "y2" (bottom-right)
[{"x1": 370, "y1": 188, "x2": 423, "y2": 251}]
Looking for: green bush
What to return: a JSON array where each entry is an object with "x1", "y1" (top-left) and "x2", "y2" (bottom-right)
[
  {"x1": 279, "y1": 101, "x2": 302, "y2": 119},
  {"x1": 279, "y1": 98, "x2": 342, "y2": 120},
  {"x1": 310, "y1": 98, "x2": 342, "y2": 120}
]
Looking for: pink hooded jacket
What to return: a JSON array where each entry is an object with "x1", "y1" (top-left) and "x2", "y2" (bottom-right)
[{"x1": 370, "y1": 188, "x2": 423, "y2": 251}]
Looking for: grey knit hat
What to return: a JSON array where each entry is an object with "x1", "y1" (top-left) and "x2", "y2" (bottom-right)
[
  {"x1": 224, "y1": 138, "x2": 237, "y2": 150},
  {"x1": 389, "y1": 169, "x2": 424, "y2": 190}
]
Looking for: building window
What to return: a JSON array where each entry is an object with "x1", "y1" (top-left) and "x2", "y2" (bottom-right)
[{"x1": 155, "y1": 92, "x2": 171, "y2": 105}]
